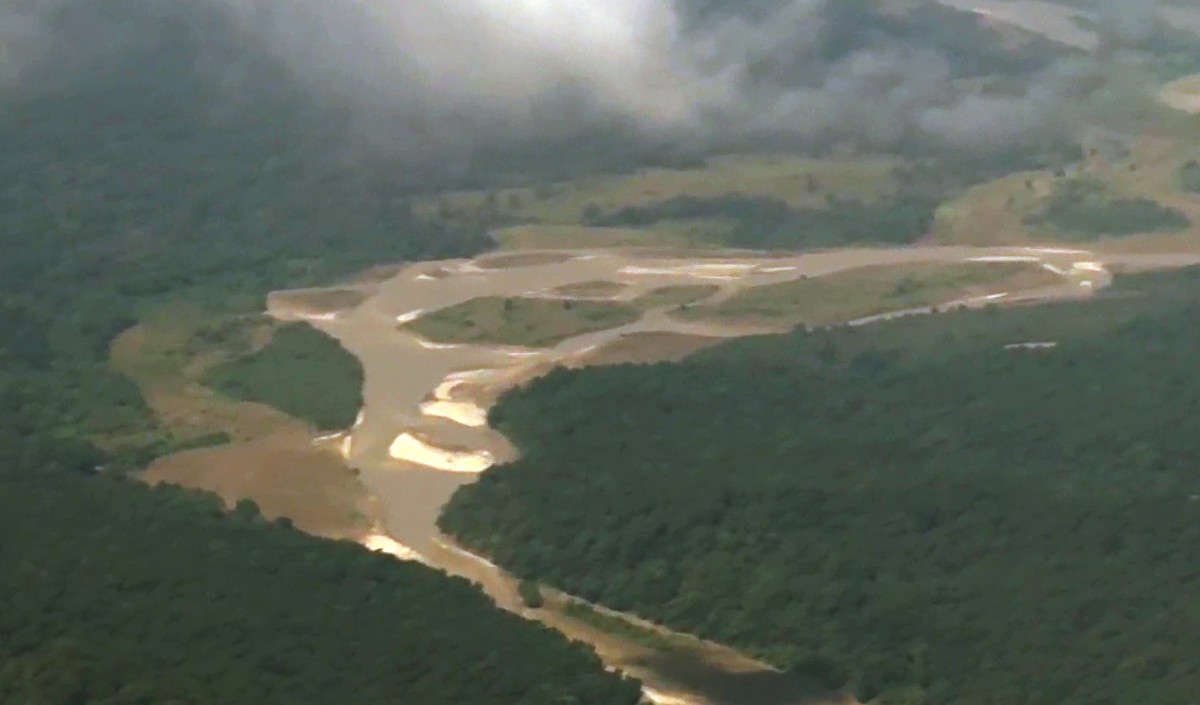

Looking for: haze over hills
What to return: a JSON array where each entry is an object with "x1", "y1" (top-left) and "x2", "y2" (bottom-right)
[
  {"x1": 3, "y1": 0, "x2": 1200, "y2": 704},
  {"x1": 1, "y1": 0, "x2": 1174, "y2": 186}
]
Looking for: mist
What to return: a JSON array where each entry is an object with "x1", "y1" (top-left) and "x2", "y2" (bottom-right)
[
  {"x1": 1095, "y1": 0, "x2": 1162, "y2": 45},
  {"x1": 0, "y1": 0, "x2": 1179, "y2": 181},
  {"x1": 200, "y1": 0, "x2": 1136, "y2": 168}
]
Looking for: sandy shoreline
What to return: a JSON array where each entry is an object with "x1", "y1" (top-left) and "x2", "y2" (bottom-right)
[
  {"x1": 419, "y1": 399, "x2": 489, "y2": 427},
  {"x1": 387, "y1": 432, "x2": 495, "y2": 473}
]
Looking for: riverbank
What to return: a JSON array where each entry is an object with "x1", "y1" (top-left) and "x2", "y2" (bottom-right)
[
  {"x1": 287, "y1": 243, "x2": 1193, "y2": 705},
  {"x1": 423, "y1": 534, "x2": 821, "y2": 705},
  {"x1": 140, "y1": 243, "x2": 1200, "y2": 705}
]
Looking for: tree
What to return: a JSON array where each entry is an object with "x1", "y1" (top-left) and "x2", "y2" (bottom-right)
[{"x1": 519, "y1": 580, "x2": 545, "y2": 609}]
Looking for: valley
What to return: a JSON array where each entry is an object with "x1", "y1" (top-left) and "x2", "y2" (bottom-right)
[{"x1": 10, "y1": 0, "x2": 1200, "y2": 703}]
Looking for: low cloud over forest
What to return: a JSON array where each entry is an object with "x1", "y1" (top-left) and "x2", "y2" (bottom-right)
[{"x1": 0, "y1": 0, "x2": 1182, "y2": 183}]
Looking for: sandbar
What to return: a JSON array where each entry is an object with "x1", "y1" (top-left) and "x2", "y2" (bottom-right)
[{"x1": 388, "y1": 432, "x2": 495, "y2": 473}]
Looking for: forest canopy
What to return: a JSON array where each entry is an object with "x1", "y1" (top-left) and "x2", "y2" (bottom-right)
[
  {"x1": 0, "y1": 473, "x2": 641, "y2": 705},
  {"x1": 588, "y1": 193, "x2": 940, "y2": 249},
  {"x1": 0, "y1": 3, "x2": 635, "y2": 703},
  {"x1": 0, "y1": 0, "x2": 1166, "y2": 702},
  {"x1": 1027, "y1": 178, "x2": 1190, "y2": 237},
  {"x1": 442, "y1": 268, "x2": 1200, "y2": 705},
  {"x1": 204, "y1": 324, "x2": 364, "y2": 431}
]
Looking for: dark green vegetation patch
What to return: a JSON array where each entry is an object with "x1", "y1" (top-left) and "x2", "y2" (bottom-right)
[
  {"x1": 1028, "y1": 178, "x2": 1190, "y2": 237},
  {"x1": 443, "y1": 269, "x2": 1200, "y2": 705},
  {"x1": 587, "y1": 145, "x2": 1084, "y2": 251},
  {"x1": 404, "y1": 297, "x2": 643, "y2": 348},
  {"x1": 589, "y1": 193, "x2": 940, "y2": 249},
  {"x1": 204, "y1": 323, "x2": 364, "y2": 431},
  {"x1": 0, "y1": 475, "x2": 640, "y2": 705},
  {"x1": 636, "y1": 285, "x2": 720, "y2": 311}
]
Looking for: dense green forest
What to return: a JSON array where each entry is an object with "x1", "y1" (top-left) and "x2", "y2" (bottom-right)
[
  {"x1": 442, "y1": 269, "x2": 1200, "y2": 705},
  {"x1": 0, "y1": 0, "x2": 1141, "y2": 701},
  {"x1": 1028, "y1": 178, "x2": 1190, "y2": 237},
  {"x1": 589, "y1": 193, "x2": 940, "y2": 249},
  {"x1": 0, "y1": 473, "x2": 641, "y2": 705},
  {"x1": 588, "y1": 147, "x2": 1083, "y2": 250},
  {"x1": 0, "y1": 2, "x2": 638, "y2": 702},
  {"x1": 204, "y1": 324, "x2": 364, "y2": 431}
]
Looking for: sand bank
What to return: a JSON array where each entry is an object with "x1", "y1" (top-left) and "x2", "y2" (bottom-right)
[
  {"x1": 432, "y1": 369, "x2": 499, "y2": 399},
  {"x1": 266, "y1": 288, "x2": 367, "y2": 321},
  {"x1": 433, "y1": 380, "x2": 465, "y2": 401},
  {"x1": 689, "y1": 263, "x2": 756, "y2": 272},
  {"x1": 969, "y1": 255, "x2": 1041, "y2": 263},
  {"x1": 395, "y1": 309, "x2": 426, "y2": 324},
  {"x1": 642, "y1": 687, "x2": 695, "y2": 705},
  {"x1": 432, "y1": 536, "x2": 502, "y2": 572},
  {"x1": 361, "y1": 533, "x2": 425, "y2": 563},
  {"x1": 1022, "y1": 246, "x2": 1090, "y2": 255},
  {"x1": 621, "y1": 266, "x2": 685, "y2": 276},
  {"x1": 416, "y1": 338, "x2": 467, "y2": 350},
  {"x1": 388, "y1": 432, "x2": 495, "y2": 473},
  {"x1": 288, "y1": 311, "x2": 339, "y2": 322},
  {"x1": 420, "y1": 399, "x2": 489, "y2": 427}
]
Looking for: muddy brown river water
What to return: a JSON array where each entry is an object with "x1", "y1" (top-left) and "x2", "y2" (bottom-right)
[{"x1": 266, "y1": 244, "x2": 1195, "y2": 705}]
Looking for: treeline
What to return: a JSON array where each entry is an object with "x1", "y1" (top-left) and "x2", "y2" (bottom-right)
[
  {"x1": 0, "y1": 473, "x2": 641, "y2": 705},
  {"x1": 0, "y1": 2, "x2": 638, "y2": 702},
  {"x1": 442, "y1": 268, "x2": 1200, "y2": 705},
  {"x1": 1029, "y1": 178, "x2": 1190, "y2": 237},
  {"x1": 586, "y1": 140, "x2": 1084, "y2": 251},
  {"x1": 589, "y1": 193, "x2": 940, "y2": 249},
  {"x1": 204, "y1": 324, "x2": 364, "y2": 431}
]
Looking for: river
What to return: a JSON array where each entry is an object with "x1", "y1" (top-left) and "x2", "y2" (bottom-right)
[{"x1": 267, "y1": 244, "x2": 1194, "y2": 705}]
